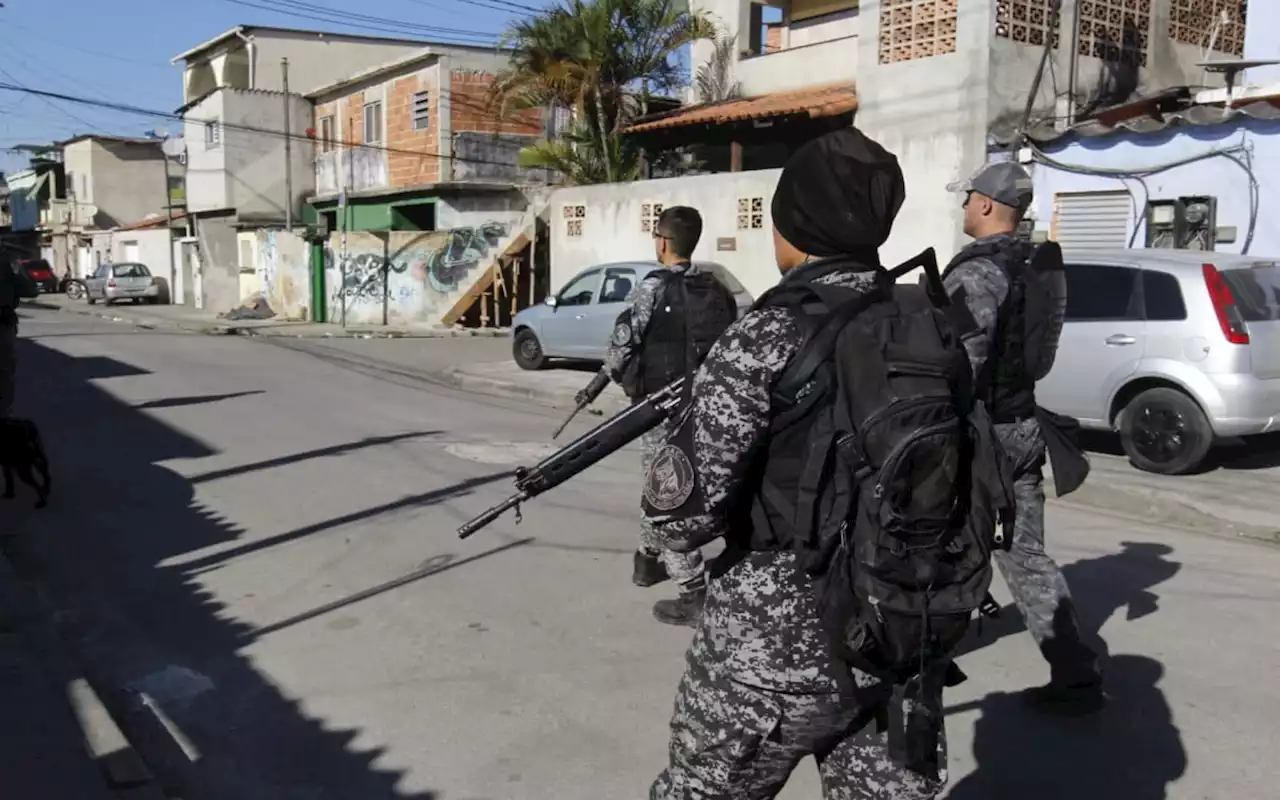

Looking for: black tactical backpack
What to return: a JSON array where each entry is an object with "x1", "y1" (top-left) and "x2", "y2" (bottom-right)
[{"x1": 757, "y1": 251, "x2": 1015, "y2": 686}]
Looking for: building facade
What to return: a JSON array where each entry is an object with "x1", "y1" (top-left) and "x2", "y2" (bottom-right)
[{"x1": 172, "y1": 25, "x2": 436, "y2": 313}]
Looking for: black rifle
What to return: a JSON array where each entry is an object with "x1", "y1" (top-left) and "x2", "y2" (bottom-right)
[
  {"x1": 553, "y1": 371, "x2": 610, "y2": 440},
  {"x1": 458, "y1": 376, "x2": 687, "y2": 539}
]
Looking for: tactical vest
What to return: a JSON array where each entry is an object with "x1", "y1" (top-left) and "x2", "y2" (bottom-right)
[
  {"x1": 637, "y1": 268, "x2": 737, "y2": 397},
  {"x1": 942, "y1": 237, "x2": 1038, "y2": 423}
]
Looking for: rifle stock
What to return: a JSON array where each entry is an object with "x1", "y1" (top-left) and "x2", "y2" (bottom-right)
[{"x1": 458, "y1": 376, "x2": 687, "y2": 539}]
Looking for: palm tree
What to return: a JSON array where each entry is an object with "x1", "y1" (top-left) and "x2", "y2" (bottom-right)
[
  {"x1": 694, "y1": 34, "x2": 741, "y2": 104},
  {"x1": 490, "y1": 0, "x2": 718, "y2": 184}
]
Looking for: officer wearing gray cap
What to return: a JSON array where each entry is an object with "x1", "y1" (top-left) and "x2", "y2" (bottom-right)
[{"x1": 940, "y1": 161, "x2": 1106, "y2": 716}]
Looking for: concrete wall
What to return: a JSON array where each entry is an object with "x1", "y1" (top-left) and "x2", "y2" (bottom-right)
[
  {"x1": 181, "y1": 31, "x2": 433, "y2": 102},
  {"x1": 63, "y1": 139, "x2": 176, "y2": 229},
  {"x1": 184, "y1": 89, "x2": 314, "y2": 221},
  {"x1": 90, "y1": 228, "x2": 176, "y2": 285},
  {"x1": 691, "y1": 0, "x2": 860, "y2": 97},
  {"x1": 1245, "y1": 0, "x2": 1280, "y2": 85},
  {"x1": 195, "y1": 214, "x2": 241, "y2": 313},
  {"x1": 548, "y1": 170, "x2": 783, "y2": 299},
  {"x1": 1029, "y1": 117, "x2": 1280, "y2": 257},
  {"x1": 252, "y1": 229, "x2": 313, "y2": 319},
  {"x1": 986, "y1": 0, "x2": 1236, "y2": 143}
]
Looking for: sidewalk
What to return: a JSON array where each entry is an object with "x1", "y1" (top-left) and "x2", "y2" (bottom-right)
[
  {"x1": 437, "y1": 360, "x2": 1280, "y2": 545},
  {"x1": 24, "y1": 293, "x2": 510, "y2": 339},
  {"x1": 0, "y1": 544, "x2": 160, "y2": 799}
]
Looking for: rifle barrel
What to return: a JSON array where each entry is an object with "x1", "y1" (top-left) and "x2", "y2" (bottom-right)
[{"x1": 457, "y1": 492, "x2": 527, "y2": 540}]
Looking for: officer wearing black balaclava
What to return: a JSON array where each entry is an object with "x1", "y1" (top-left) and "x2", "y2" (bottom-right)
[{"x1": 641, "y1": 128, "x2": 944, "y2": 799}]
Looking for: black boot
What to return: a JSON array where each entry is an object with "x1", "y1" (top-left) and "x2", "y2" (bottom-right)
[
  {"x1": 632, "y1": 550, "x2": 669, "y2": 587},
  {"x1": 652, "y1": 587, "x2": 705, "y2": 627}
]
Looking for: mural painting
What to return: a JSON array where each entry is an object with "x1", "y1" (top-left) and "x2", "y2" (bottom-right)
[{"x1": 322, "y1": 220, "x2": 512, "y2": 325}]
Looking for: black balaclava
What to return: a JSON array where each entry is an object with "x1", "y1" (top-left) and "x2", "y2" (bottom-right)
[{"x1": 771, "y1": 127, "x2": 906, "y2": 264}]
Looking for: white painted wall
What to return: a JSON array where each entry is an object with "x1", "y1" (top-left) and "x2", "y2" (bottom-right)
[
  {"x1": 1029, "y1": 118, "x2": 1280, "y2": 257},
  {"x1": 548, "y1": 170, "x2": 783, "y2": 300},
  {"x1": 90, "y1": 227, "x2": 177, "y2": 294},
  {"x1": 183, "y1": 91, "x2": 230, "y2": 212},
  {"x1": 1245, "y1": 0, "x2": 1280, "y2": 84}
]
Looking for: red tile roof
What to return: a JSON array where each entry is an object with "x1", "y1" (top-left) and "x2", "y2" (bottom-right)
[
  {"x1": 623, "y1": 83, "x2": 857, "y2": 134},
  {"x1": 116, "y1": 210, "x2": 188, "y2": 231}
]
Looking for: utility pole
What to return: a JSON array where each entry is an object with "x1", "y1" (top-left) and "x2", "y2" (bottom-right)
[
  {"x1": 282, "y1": 58, "x2": 293, "y2": 231},
  {"x1": 160, "y1": 141, "x2": 177, "y2": 295}
]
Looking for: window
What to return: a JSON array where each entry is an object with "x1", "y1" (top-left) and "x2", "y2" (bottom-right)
[
  {"x1": 113, "y1": 263, "x2": 151, "y2": 279},
  {"x1": 640, "y1": 202, "x2": 664, "y2": 234},
  {"x1": 600, "y1": 268, "x2": 637, "y2": 303},
  {"x1": 557, "y1": 269, "x2": 602, "y2": 307},
  {"x1": 318, "y1": 115, "x2": 335, "y2": 152},
  {"x1": 1220, "y1": 264, "x2": 1280, "y2": 323},
  {"x1": 736, "y1": 196, "x2": 764, "y2": 230},
  {"x1": 363, "y1": 101, "x2": 383, "y2": 144},
  {"x1": 411, "y1": 92, "x2": 430, "y2": 131},
  {"x1": 563, "y1": 203, "x2": 586, "y2": 237},
  {"x1": 1142, "y1": 270, "x2": 1187, "y2": 322},
  {"x1": 66, "y1": 171, "x2": 76, "y2": 198},
  {"x1": 1063, "y1": 264, "x2": 1141, "y2": 321},
  {"x1": 205, "y1": 120, "x2": 221, "y2": 148}
]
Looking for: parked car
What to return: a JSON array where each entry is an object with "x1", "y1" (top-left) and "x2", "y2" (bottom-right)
[
  {"x1": 84, "y1": 262, "x2": 162, "y2": 306},
  {"x1": 14, "y1": 258, "x2": 57, "y2": 293},
  {"x1": 511, "y1": 261, "x2": 753, "y2": 370},
  {"x1": 1039, "y1": 248, "x2": 1280, "y2": 475}
]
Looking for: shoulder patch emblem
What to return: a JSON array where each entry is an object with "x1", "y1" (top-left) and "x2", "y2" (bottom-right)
[
  {"x1": 644, "y1": 444, "x2": 696, "y2": 512},
  {"x1": 611, "y1": 321, "x2": 632, "y2": 346}
]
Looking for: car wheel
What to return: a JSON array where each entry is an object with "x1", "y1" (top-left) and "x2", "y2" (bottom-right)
[
  {"x1": 513, "y1": 329, "x2": 547, "y2": 370},
  {"x1": 65, "y1": 282, "x2": 84, "y2": 301},
  {"x1": 1119, "y1": 387, "x2": 1213, "y2": 475}
]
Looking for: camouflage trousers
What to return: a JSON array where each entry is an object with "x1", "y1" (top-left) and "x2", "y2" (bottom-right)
[
  {"x1": 993, "y1": 419, "x2": 1100, "y2": 687},
  {"x1": 0, "y1": 320, "x2": 15, "y2": 418},
  {"x1": 640, "y1": 426, "x2": 705, "y2": 592},
  {"x1": 650, "y1": 659, "x2": 945, "y2": 799}
]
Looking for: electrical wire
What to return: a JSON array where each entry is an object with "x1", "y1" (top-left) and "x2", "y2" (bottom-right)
[
  {"x1": 1029, "y1": 135, "x2": 1260, "y2": 253},
  {"x1": 0, "y1": 81, "x2": 528, "y2": 170},
  {"x1": 219, "y1": 0, "x2": 502, "y2": 43}
]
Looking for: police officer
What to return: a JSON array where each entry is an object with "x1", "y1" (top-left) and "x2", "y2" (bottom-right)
[
  {"x1": 578, "y1": 206, "x2": 737, "y2": 627},
  {"x1": 643, "y1": 129, "x2": 944, "y2": 798},
  {"x1": 942, "y1": 161, "x2": 1105, "y2": 716},
  {"x1": 0, "y1": 250, "x2": 39, "y2": 418}
]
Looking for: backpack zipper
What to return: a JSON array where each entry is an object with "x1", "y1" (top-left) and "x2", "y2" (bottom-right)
[{"x1": 872, "y1": 418, "x2": 962, "y2": 500}]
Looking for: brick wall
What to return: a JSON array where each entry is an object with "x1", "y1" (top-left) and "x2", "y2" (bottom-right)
[
  {"x1": 449, "y1": 69, "x2": 542, "y2": 135},
  {"x1": 387, "y1": 72, "x2": 440, "y2": 188},
  {"x1": 765, "y1": 23, "x2": 784, "y2": 54},
  {"x1": 343, "y1": 91, "x2": 365, "y2": 145}
]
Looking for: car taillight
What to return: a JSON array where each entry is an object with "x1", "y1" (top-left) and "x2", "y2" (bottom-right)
[
  {"x1": 1202, "y1": 263, "x2": 1250, "y2": 345},
  {"x1": 30, "y1": 269, "x2": 52, "y2": 280},
  {"x1": 107, "y1": 279, "x2": 117, "y2": 288}
]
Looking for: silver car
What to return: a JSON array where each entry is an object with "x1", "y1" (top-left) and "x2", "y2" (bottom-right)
[
  {"x1": 512, "y1": 261, "x2": 753, "y2": 369},
  {"x1": 85, "y1": 262, "x2": 161, "y2": 306},
  {"x1": 1039, "y1": 248, "x2": 1280, "y2": 474}
]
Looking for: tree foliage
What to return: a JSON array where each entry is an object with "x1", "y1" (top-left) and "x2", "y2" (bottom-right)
[{"x1": 490, "y1": 0, "x2": 718, "y2": 185}]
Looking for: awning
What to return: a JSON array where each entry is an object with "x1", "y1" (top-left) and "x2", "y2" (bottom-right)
[{"x1": 623, "y1": 83, "x2": 857, "y2": 134}]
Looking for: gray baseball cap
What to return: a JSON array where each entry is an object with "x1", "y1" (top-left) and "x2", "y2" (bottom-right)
[{"x1": 947, "y1": 161, "x2": 1034, "y2": 213}]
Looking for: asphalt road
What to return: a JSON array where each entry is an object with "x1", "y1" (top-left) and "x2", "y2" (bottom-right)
[{"x1": 3, "y1": 308, "x2": 1279, "y2": 800}]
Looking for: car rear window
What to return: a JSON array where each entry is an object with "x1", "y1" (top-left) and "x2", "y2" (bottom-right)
[
  {"x1": 113, "y1": 264, "x2": 151, "y2": 278},
  {"x1": 1143, "y1": 270, "x2": 1186, "y2": 321},
  {"x1": 1220, "y1": 263, "x2": 1280, "y2": 322}
]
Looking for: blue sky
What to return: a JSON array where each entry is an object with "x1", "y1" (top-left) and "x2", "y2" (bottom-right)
[{"x1": 0, "y1": 0, "x2": 539, "y2": 173}]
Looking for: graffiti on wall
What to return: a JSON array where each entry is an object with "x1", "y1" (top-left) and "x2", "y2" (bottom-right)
[{"x1": 324, "y1": 220, "x2": 511, "y2": 309}]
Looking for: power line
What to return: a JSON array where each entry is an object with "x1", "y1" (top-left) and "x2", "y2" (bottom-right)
[
  {"x1": 219, "y1": 0, "x2": 502, "y2": 43},
  {"x1": 0, "y1": 81, "x2": 530, "y2": 169},
  {"x1": 405, "y1": 0, "x2": 544, "y2": 15}
]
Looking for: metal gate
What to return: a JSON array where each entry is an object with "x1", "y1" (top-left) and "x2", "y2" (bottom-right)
[{"x1": 1051, "y1": 191, "x2": 1132, "y2": 250}]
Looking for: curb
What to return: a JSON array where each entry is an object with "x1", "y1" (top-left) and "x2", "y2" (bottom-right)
[
  {"x1": 24, "y1": 300, "x2": 511, "y2": 339},
  {"x1": 440, "y1": 365, "x2": 630, "y2": 415},
  {"x1": 0, "y1": 545, "x2": 165, "y2": 799}
]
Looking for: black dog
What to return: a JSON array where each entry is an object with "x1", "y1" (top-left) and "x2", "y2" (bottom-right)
[{"x1": 1, "y1": 418, "x2": 50, "y2": 509}]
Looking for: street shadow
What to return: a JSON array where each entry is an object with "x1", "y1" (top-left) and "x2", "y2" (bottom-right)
[
  {"x1": 955, "y1": 541, "x2": 1181, "y2": 665},
  {"x1": 948, "y1": 542, "x2": 1186, "y2": 798},
  {"x1": 0, "y1": 336, "x2": 526, "y2": 799},
  {"x1": 188, "y1": 430, "x2": 442, "y2": 485},
  {"x1": 945, "y1": 654, "x2": 1186, "y2": 799},
  {"x1": 135, "y1": 391, "x2": 266, "y2": 410}
]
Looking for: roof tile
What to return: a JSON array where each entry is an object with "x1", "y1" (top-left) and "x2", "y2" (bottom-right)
[{"x1": 623, "y1": 83, "x2": 857, "y2": 134}]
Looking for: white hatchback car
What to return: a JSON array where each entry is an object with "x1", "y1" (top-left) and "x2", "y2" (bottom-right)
[{"x1": 1039, "y1": 248, "x2": 1280, "y2": 474}]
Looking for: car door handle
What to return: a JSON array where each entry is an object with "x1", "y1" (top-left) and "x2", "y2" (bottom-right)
[{"x1": 1105, "y1": 334, "x2": 1137, "y2": 346}]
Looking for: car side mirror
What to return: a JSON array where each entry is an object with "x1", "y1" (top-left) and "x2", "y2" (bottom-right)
[{"x1": 544, "y1": 295, "x2": 558, "y2": 308}]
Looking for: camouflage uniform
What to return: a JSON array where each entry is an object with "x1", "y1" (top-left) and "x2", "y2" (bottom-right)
[
  {"x1": 602, "y1": 262, "x2": 705, "y2": 592},
  {"x1": 647, "y1": 265, "x2": 946, "y2": 799},
  {"x1": 943, "y1": 233, "x2": 1100, "y2": 687}
]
